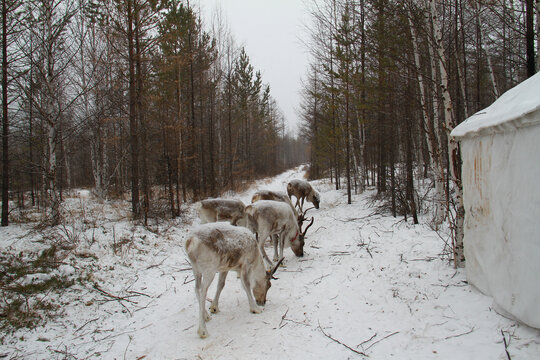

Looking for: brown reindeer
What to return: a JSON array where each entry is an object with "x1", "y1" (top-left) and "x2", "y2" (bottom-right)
[{"x1": 287, "y1": 179, "x2": 320, "y2": 212}]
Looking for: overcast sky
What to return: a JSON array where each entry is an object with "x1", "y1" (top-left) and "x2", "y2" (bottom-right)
[{"x1": 196, "y1": 0, "x2": 311, "y2": 134}]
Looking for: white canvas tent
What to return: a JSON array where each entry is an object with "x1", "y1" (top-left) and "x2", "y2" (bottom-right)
[{"x1": 451, "y1": 72, "x2": 540, "y2": 329}]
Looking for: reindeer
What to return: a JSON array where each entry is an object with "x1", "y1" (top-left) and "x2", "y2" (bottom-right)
[
  {"x1": 251, "y1": 189, "x2": 298, "y2": 218},
  {"x1": 245, "y1": 200, "x2": 313, "y2": 267},
  {"x1": 252, "y1": 189, "x2": 314, "y2": 241},
  {"x1": 195, "y1": 198, "x2": 246, "y2": 226},
  {"x1": 287, "y1": 179, "x2": 320, "y2": 212},
  {"x1": 185, "y1": 222, "x2": 283, "y2": 338}
]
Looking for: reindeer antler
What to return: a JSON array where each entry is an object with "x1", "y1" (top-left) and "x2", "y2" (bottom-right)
[
  {"x1": 301, "y1": 217, "x2": 315, "y2": 236},
  {"x1": 268, "y1": 257, "x2": 285, "y2": 279},
  {"x1": 297, "y1": 205, "x2": 316, "y2": 225}
]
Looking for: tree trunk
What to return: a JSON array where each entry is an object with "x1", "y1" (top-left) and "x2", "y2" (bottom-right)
[
  {"x1": 536, "y1": 0, "x2": 540, "y2": 74},
  {"x1": 409, "y1": 13, "x2": 445, "y2": 225},
  {"x1": 526, "y1": 0, "x2": 536, "y2": 77},
  {"x1": 127, "y1": 0, "x2": 140, "y2": 218},
  {"x1": 475, "y1": 3, "x2": 500, "y2": 97},
  {"x1": 135, "y1": 4, "x2": 149, "y2": 225},
  {"x1": 1, "y1": 0, "x2": 8, "y2": 226},
  {"x1": 47, "y1": 121, "x2": 60, "y2": 224},
  {"x1": 428, "y1": 0, "x2": 465, "y2": 267}
]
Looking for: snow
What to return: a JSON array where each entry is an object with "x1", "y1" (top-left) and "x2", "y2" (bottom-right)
[
  {"x1": 1, "y1": 167, "x2": 540, "y2": 359},
  {"x1": 451, "y1": 72, "x2": 540, "y2": 138}
]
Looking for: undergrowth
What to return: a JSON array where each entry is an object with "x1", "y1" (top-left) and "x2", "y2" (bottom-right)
[{"x1": 0, "y1": 246, "x2": 77, "y2": 334}]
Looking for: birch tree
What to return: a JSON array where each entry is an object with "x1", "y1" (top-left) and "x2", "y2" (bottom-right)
[
  {"x1": 26, "y1": 0, "x2": 78, "y2": 225},
  {"x1": 408, "y1": 8, "x2": 445, "y2": 226},
  {"x1": 1, "y1": 0, "x2": 24, "y2": 226},
  {"x1": 427, "y1": 0, "x2": 464, "y2": 267}
]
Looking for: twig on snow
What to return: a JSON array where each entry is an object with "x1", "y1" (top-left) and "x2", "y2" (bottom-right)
[
  {"x1": 92, "y1": 284, "x2": 138, "y2": 304},
  {"x1": 364, "y1": 331, "x2": 400, "y2": 351},
  {"x1": 51, "y1": 345, "x2": 78, "y2": 359},
  {"x1": 330, "y1": 251, "x2": 351, "y2": 256},
  {"x1": 74, "y1": 317, "x2": 99, "y2": 333},
  {"x1": 145, "y1": 256, "x2": 169, "y2": 270},
  {"x1": 409, "y1": 257, "x2": 437, "y2": 262},
  {"x1": 443, "y1": 326, "x2": 475, "y2": 340},
  {"x1": 310, "y1": 273, "x2": 331, "y2": 285},
  {"x1": 318, "y1": 321, "x2": 368, "y2": 357},
  {"x1": 365, "y1": 246, "x2": 373, "y2": 259},
  {"x1": 127, "y1": 290, "x2": 151, "y2": 298},
  {"x1": 280, "y1": 314, "x2": 311, "y2": 327},
  {"x1": 279, "y1": 308, "x2": 289, "y2": 329},
  {"x1": 501, "y1": 330, "x2": 512, "y2": 360},
  {"x1": 356, "y1": 332, "x2": 377, "y2": 349},
  {"x1": 124, "y1": 335, "x2": 133, "y2": 360},
  {"x1": 356, "y1": 238, "x2": 373, "y2": 259}
]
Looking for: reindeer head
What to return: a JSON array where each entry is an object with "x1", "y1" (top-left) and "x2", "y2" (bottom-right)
[
  {"x1": 289, "y1": 230, "x2": 304, "y2": 257},
  {"x1": 252, "y1": 257, "x2": 284, "y2": 306},
  {"x1": 311, "y1": 191, "x2": 320, "y2": 209}
]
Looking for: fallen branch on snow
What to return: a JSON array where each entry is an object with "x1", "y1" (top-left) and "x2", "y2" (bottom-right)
[
  {"x1": 363, "y1": 331, "x2": 400, "y2": 351},
  {"x1": 318, "y1": 321, "x2": 368, "y2": 357},
  {"x1": 443, "y1": 326, "x2": 475, "y2": 340},
  {"x1": 329, "y1": 251, "x2": 351, "y2": 256},
  {"x1": 92, "y1": 284, "x2": 138, "y2": 304},
  {"x1": 356, "y1": 332, "x2": 377, "y2": 349},
  {"x1": 278, "y1": 308, "x2": 311, "y2": 328},
  {"x1": 501, "y1": 330, "x2": 512, "y2": 360}
]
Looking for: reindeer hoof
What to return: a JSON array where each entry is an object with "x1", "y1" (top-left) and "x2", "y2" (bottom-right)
[
  {"x1": 198, "y1": 327, "x2": 209, "y2": 338},
  {"x1": 209, "y1": 304, "x2": 219, "y2": 314},
  {"x1": 250, "y1": 306, "x2": 262, "y2": 314}
]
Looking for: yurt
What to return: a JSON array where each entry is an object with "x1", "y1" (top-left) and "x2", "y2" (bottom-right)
[{"x1": 451, "y1": 72, "x2": 540, "y2": 329}]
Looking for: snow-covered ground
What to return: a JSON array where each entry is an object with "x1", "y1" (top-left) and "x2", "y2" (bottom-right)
[{"x1": 1, "y1": 167, "x2": 539, "y2": 359}]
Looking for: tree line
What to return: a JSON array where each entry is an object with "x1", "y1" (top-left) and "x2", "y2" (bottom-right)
[
  {"x1": 0, "y1": 0, "x2": 308, "y2": 226},
  {"x1": 299, "y1": 0, "x2": 538, "y2": 267}
]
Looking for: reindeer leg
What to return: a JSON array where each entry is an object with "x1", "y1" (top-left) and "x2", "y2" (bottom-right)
[
  {"x1": 193, "y1": 269, "x2": 204, "y2": 336},
  {"x1": 279, "y1": 234, "x2": 285, "y2": 263},
  {"x1": 272, "y1": 234, "x2": 279, "y2": 262},
  {"x1": 197, "y1": 271, "x2": 215, "y2": 338},
  {"x1": 240, "y1": 267, "x2": 262, "y2": 314},
  {"x1": 256, "y1": 233, "x2": 274, "y2": 268},
  {"x1": 210, "y1": 271, "x2": 228, "y2": 314}
]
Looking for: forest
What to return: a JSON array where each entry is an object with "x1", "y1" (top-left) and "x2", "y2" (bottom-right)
[
  {"x1": 0, "y1": 1, "x2": 539, "y2": 258},
  {"x1": 298, "y1": 0, "x2": 538, "y2": 267},
  {"x1": 0, "y1": 0, "x2": 308, "y2": 228},
  {"x1": 1, "y1": 1, "x2": 540, "y2": 357}
]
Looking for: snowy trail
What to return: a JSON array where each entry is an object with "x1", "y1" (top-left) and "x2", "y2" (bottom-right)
[{"x1": 2, "y1": 167, "x2": 540, "y2": 359}]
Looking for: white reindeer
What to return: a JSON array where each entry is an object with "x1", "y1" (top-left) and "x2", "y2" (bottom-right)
[
  {"x1": 245, "y1": 200, "x2": 313, "y2": 267},
  {"x1": 185, "y1": 222, "x2": 283, "y2": 338},
  {"x1": 195, "y1": 198, "x2": 246, "y2": 226},
  {"x1": 287, "y1": 179, "x2": 320, "y2": 212}
]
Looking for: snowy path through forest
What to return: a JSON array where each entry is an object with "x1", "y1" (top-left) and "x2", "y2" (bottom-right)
[{"x1": 2, "y1": 167, "x2": 540, "y2": 359}]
